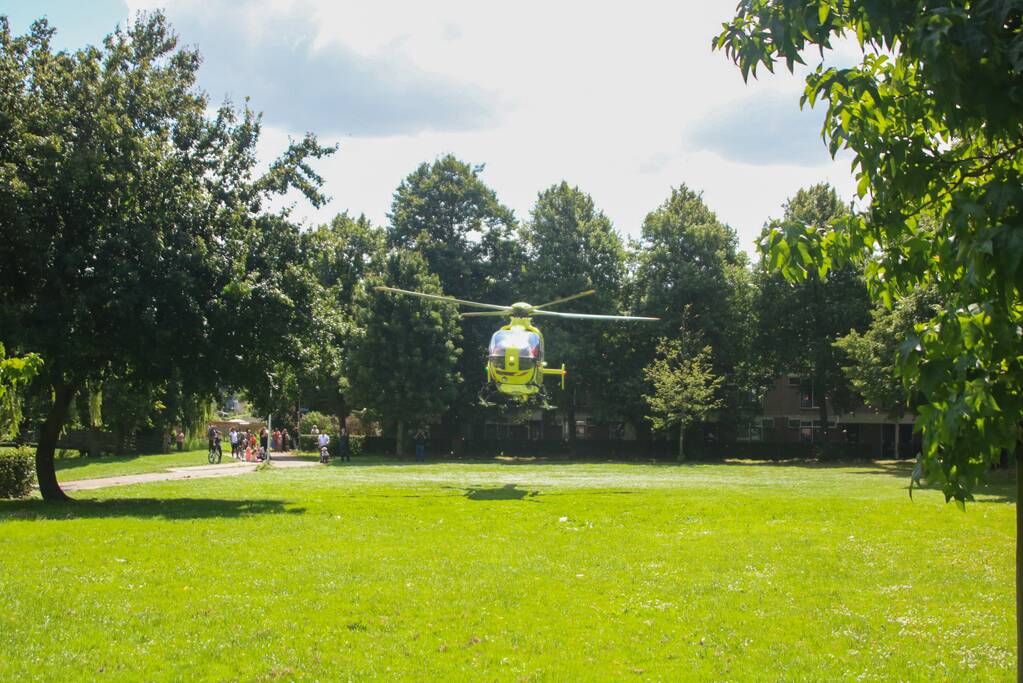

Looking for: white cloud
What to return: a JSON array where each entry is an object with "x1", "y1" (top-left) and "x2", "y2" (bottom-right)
[{"x1": 126, "y1": 0, "x2": 861, "y2": 256}]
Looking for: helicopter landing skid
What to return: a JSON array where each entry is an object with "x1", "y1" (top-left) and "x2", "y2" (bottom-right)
[
  {"x1": 477, "y1": 384, "x2": 556, "y2": 410},
  {"x1": 477, "y1": 385, "x2": 502, "y2": 408}
]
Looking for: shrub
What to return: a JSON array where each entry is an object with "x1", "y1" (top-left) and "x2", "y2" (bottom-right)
[
  {"x1": 299, "y1": 433, "x2": 365, "y2": 457},
  {"x1": 300, "y1": 411, "x2": 337, "y2": 435},
  {"x1": 0, "y1": 446, "x2": 35, "y2": 498}
]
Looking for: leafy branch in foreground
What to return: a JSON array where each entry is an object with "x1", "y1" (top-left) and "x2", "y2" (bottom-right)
[{"x1": 716, "y1": 1, "x2": 1023, "y2": 505}]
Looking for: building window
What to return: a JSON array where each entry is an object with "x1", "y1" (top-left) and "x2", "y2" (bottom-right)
[
  {"x1": 799, "y1": 420, "x2": 812, "y2": 443},
  {"x1": 737, "y1": 422, "x2": 763, "y2": 442},
  {"x1": 761, "y1": 417, "x2": 775, "y2": 430},
  {"x1": 799, "y1": 379, "x2": 818, "y2": 409},
  {"x1": 787, "y1": 418, "x2": 800, "y2": 430}
]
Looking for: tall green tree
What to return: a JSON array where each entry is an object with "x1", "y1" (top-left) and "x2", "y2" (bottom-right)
[
  {"x1": 288, "y1": 213, "x2": 385, "y2": 430},
  {"x1": 520, "y1": 182, "x2": 628, "y2": 439},
  {"x1": 347, "y1": 251, "x2": 462, "y2": 455},
  {"x1": 630, "y1": 186, "x2": 756, "y2": 431},
  {"x1": 717, "y1": 2, "x2": 1023, "y2": 673},
  {"x1": 0, "y1": 14, "x2": 333, "y2": 499},
  {"x1": 643, "y1": 333, "x2": 724, "y2": 461},
  {"x1": 755, "y1": 184, "x2": 872, "y2": 437},
  {"x1": 388, "y1": 156, "x2": 521, "y2": 430},
  {"x1": 388, "y1": 155, "x2": 519, "y2": 302},
  {"x1": 835, "y1": 286, "x2": 941, "y2": 418}
]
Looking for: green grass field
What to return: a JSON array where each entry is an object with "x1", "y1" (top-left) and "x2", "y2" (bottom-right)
[
  {"x1": 54, "y1": 449, "x2": 222, "y2": 482},
  {"x1": 0, "y1": 458, "x2": 1014, "y2": 680}
]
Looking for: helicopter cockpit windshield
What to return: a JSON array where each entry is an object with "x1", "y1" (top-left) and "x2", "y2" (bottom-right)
[{"x1": 489, "y1": 329, "x2": 542, "y2": 370}]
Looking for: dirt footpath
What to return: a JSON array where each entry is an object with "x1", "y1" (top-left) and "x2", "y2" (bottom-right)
[{"x1": 61, "y1": 455, "x2": 318, "y2": 492}]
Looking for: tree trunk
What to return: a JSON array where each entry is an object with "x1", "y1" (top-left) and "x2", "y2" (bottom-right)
[
  {"x1": 335, "y1": 399, "x2": 348, "y2": 441},
  {"x1": 36, "y1": 382, "x2": 76, "y2": 502},
  {"x1": 816, "y1": 373, "x2": 830, "y2": 447},
  {"x1": 396, "y1": 420, "x2": 406, "y2": 457},
  {"x1": 566, "y1": 388, "x2": 577, "y2": 456},
  {"x1": 677, "y1": 421, "x2": 686, "y2": 462}
]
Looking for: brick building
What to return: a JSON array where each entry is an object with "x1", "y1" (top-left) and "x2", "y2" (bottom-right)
[{"x1": 749, "y1": 375, "x2": 917, "y2": 458}]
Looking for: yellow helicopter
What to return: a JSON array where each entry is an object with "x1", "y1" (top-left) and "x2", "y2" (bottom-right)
[{"x1": 374, "y1": 286, "x2": 659, "y2": 401}]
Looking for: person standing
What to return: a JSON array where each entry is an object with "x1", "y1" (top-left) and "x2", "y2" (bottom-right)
[
  {"x1": 282, "y1": 428, "x2": 291, "y2": 452},
  {"x1": 338, "y1": 427, "x2": 351, "y2": 463},
  {"x1": 176, "y1": 429, "x2": 185, "y2": 452},
  {"x1": 207, "y1": 423, "x2": 217, "y2": 456},
  {"x1": 229, "y1": 428, "x2": 238, "y2": 458},
  {"x1": 259, "y1": 428, "x2": 268, "y2": 455},
  {"x1": 414, "y1": 429, "x2": 426, "y2": 462}
]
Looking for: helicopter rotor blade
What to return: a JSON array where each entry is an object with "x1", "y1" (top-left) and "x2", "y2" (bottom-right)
[
  {"x1": 533, "y1": 289, "x2": 597, "y2": 310},
  {"x1": 532, "y1": 310, "x2": 660, "y2": 322},
  {"x1": 460, "y1": 311, "x2": 511, "y2": 318},
  {"x1": 374, "y1": 286, "x2": 508, "y2": 311}
]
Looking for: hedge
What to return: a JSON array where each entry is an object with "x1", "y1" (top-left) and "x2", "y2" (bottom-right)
[
  {"x1": 316, "y1": 437, "x2": 890, "y2": 461},
  {"x1": 298, "y1": 434, "x2": 364, "y2": 458},
  {"x1": 0, "y1": 446, "x2": 35, "y2": 499}
]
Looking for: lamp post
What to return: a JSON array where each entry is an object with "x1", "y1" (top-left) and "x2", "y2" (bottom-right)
[{"x1": 267, "y1": 371, "x2": 277, "y2": 460}]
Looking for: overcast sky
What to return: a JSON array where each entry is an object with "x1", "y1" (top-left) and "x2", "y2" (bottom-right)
[{"x1": 8, "y1": 0, "x2": 860, "y2": 256}]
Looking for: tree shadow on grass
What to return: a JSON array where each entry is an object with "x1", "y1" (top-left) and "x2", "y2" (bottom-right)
[
  {"x1": 719, "y1": 458, "x2": 1016, "y2": 504},
  {"x1": 0, "y1": 498, "x2": 305, "y2": 521},
  {"x1": 463, "y1": 484, "x2": 540, "y2": 501}
]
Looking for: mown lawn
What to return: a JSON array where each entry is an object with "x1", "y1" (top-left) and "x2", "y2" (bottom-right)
[
  {"x1": 54, "y1": 449, "x2": 222, "y2": 482},
  {"x1": 0, "y1": 459, "x2": 1014, "y2": 680}
]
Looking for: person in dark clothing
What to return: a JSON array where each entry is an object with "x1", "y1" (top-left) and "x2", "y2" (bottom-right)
[
  {"x1": 414, "y1": 429, "x2": 426, "y2": 462},
  {"x1": 206, "y1": 425, "x2": 222, "y2": 458},
  {"x1": 338, "y1": 427, "x2": 351, "y2": 462}
]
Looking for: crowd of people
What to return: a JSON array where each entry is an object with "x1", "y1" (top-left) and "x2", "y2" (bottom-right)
[
  {"x1": 170, "y1": 423, "x2": 360, "y2": 464},
  {"x1": 222, "y1": 426, "x2": 296, "y2": 460}
]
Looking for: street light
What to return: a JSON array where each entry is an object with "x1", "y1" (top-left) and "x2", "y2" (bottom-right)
[{"x1": 267, "y1": 371, "x2": 278, "y2": 459}]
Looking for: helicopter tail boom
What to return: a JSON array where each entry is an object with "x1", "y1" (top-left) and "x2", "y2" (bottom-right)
[{"x1": 541, "y1": 363, "x2": 567, "y2": 390}]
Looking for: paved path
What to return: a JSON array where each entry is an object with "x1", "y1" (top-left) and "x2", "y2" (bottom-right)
[{"x1": 62, "y1": 454, "x2": 318, "y2": 492}]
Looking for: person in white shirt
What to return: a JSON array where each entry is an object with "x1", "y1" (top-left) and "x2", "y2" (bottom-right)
[{"x1": 317, "y1": 431, "x2": 330, "y2": 463}]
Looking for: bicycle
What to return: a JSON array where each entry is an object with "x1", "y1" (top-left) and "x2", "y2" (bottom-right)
[{"x1": 208, "y1": 442, "x2": 223, "y2": 464}]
